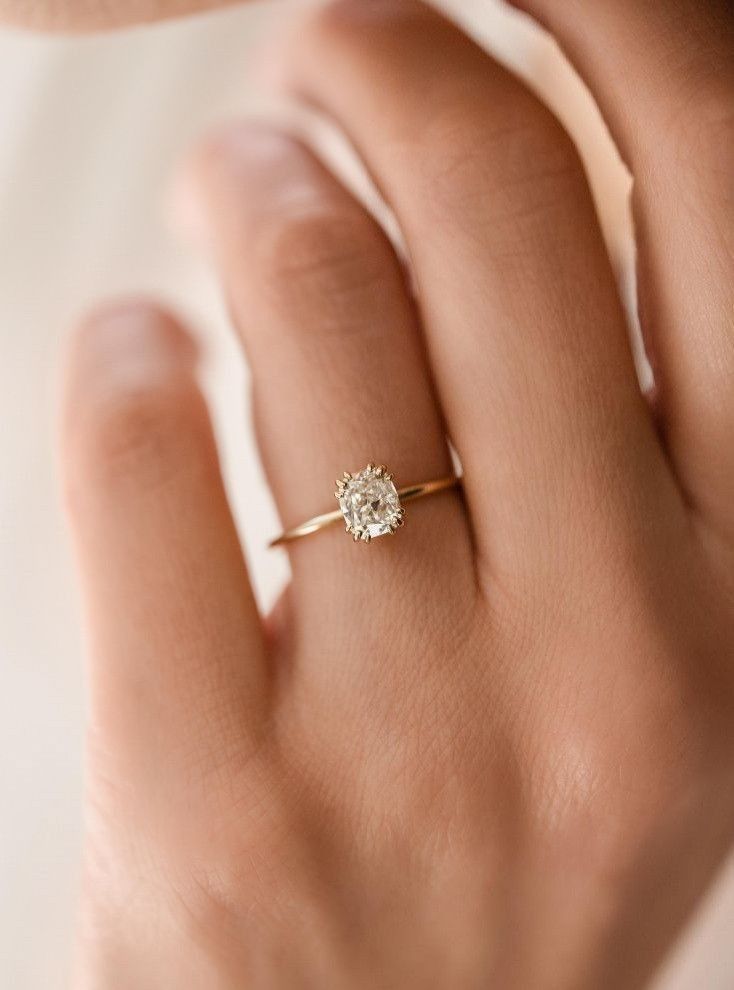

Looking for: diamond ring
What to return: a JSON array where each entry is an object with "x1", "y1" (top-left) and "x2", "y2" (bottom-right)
[{"x1": 270, "y1": 463, "x2": 460, "y2": 548}]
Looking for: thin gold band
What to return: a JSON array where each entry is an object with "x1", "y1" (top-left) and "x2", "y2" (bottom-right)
[{"x1": 270, "y1": 475, "x2": 460, "y2": 548}]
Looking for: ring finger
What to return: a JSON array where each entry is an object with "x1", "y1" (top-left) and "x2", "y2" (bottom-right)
[
  {"x1": 274, "y1": 0, "x2": 680, "y2": 592},
  {"x1": 191, "y1": 124, "x2": 474, "y2": 620}
]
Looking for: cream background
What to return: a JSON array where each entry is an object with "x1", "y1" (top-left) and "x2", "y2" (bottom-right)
[{"x1": 0, "y1": 2, "x2": 732, "y2": 986}]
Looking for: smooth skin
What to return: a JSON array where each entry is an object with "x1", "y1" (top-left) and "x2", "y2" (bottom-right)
[
  {"x1": 0, "y1": 0, "x2": 239, "y2": 30},
  {"x1": 62, "y1": 1, "x2": 734, "y2": 988}
]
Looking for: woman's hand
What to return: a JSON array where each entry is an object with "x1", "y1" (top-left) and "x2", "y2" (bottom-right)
[{"x1": 64, "y1": 2, "x2": 734, "y2": 987}]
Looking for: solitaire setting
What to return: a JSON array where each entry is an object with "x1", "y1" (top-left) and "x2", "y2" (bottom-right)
[
  {"x1": 336, "y1": 464, "x2": 405, "y2": 543},
  {"x1": 269, "y1": 464, "x2": 459, "y2": 548}
]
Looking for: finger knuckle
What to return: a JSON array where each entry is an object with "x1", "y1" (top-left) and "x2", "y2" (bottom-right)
[
  {"x1": 252, "y1": 202, "x2": 389, "y2": 311},
  {"x1": 530, "y1": 671, "x2": 732, "y2": 883},
  {"x1": 67, "y1": 374, "x2": 206, "y2": 497},
  {"x1": 419, "y1": 101, "x2": 583, "y2": 228}
]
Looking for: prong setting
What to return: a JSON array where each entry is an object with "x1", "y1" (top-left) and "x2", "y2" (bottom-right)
[{"x1": 336, "y1": 463, "x2": 403, "y2": 544}]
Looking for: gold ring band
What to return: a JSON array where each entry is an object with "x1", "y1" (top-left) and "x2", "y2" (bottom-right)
[{"x1": 270, "y1": 465, "x2": 460, "y2": 548}]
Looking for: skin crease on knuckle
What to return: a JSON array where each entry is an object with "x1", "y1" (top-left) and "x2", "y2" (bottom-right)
[
  {"x1": 409, "y1": 90, "x2": 585, "y2": 235},
  {"x1": 45, "y1": 2, "x2": 734, "y2": 990},
  {"x1": 245, "y1": 208, "x2": 401, "y2": 367},
  {"x1": 68, "y1": 380, "x2": 210, "y2": 503},
  {"x1": 63, "y1": 303, "x2": 208, "y2": 503},
  {"x1": 205, "y1": 146, "x2": 425, "y2": 381},
  {"x1": 252, "y1": 202, "x2": 389, "y2": 301}
]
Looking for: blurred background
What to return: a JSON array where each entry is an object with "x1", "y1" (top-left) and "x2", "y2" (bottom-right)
[{"x1": 1, "y1": 1, "x2": 733, "y2": 986}]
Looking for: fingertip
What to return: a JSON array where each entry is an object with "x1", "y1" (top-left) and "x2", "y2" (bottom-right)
[
  {"x1": 68, "y1": 298, "x2": 198, "y2": 381},
  {"x1": 175, "y1": 117, "x2": 319, "y2": 267},
  {"x1": 182, "y1": 104, "x2": 328, "y2": 203},
  {"x1": 61, "y1": 298, "x2": 207, "y2": 504},
  {"x1": 172, "y1": 122, "x2": 270, "y2": 254}
]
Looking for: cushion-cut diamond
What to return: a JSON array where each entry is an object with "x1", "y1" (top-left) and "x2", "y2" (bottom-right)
[{"x1": 337, "y1": 465, "x2": 403, "y2": 542}]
